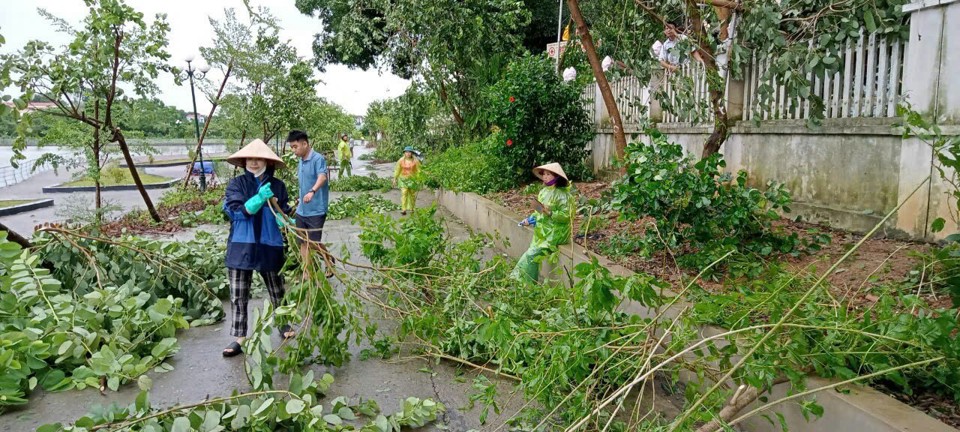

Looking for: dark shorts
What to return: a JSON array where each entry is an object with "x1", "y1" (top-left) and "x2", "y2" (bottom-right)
[{"x1": 295, "y1": 214, "x2": 326, "y2": 245}]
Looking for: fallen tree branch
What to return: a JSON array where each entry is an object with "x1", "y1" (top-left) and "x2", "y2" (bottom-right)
[{"x1": 694, "y1": 378, "x2": 787, "y2": 432}]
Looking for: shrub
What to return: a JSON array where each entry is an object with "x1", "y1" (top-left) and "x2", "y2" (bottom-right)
[
  {"x1": 423, "y1": 134, "x2": 517, "y2": 194},
  {"x1": 483, "y1": 54, "x2": 594, "y2": 182},
  {"x1": 611, "y1": 129, "x2": 816, "y2": 277}
]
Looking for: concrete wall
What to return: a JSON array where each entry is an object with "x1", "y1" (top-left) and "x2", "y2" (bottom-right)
[
  {"x1": 436, "y1": 189, "x2": 958, "y2": 432},
  {"x1": 590, "y1": 117, "x2": 960, "y2": 240},
  {"x1": 587, "y1": 0, "x2": 960, "y2": 241}
]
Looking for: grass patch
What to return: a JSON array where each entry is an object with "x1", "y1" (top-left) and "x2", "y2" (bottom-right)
[
  {"x1": 62, "y1": 171, "x2": 171, "y2": 187},
  {"x1": 0, "y1": 199, "x2": 36, "y2": 209}
]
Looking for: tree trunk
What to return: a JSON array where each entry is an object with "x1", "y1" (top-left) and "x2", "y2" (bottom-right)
[
  {"x1": 438, "y1": 79, "x2": 465, "y2": 127},
  {"x1": 115, "y1": 132, "x2": 162, "y2": 222},
  {"x1": 93, "y1": 100, "x2": 102, "y2": 225},
  {"x1": 686, "y1": 0, "x2": 730, "y2": 158},
  {"x1": 566, "y1": 0, "x2": 628, "y2": 160},
  {"x1": 694, "y1": 386, "x2": 762, "y2": 432},
  {"x1": 0, "y1": 222, "x2": 33, "y2": 249}
]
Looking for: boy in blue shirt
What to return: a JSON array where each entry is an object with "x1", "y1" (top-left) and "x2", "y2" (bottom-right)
[{"x1": 287, "y1": 130, "x2": 333, "y2": 277}]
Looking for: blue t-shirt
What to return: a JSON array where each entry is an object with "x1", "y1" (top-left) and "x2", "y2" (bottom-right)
[{"x1": 297, "y1": 150, "x2": 329, "y2": 217}]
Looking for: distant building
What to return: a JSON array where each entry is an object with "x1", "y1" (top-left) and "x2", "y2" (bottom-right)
[
  {"x1": 2, "y1": 101, "x2": 59, "y2": 113},
  {"x1": 354, "y1": 115, "x2": 364, "y2": 130},
  {"x1": 185, "y1": 112, "x2": 207, "y2": 123}
]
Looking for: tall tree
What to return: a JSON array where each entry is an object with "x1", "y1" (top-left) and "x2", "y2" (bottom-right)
[
  {"x1": 295, "y1": 0, "x2": 530, "y2": 133},
  {"x1": 1, "y1": 0, "x2": 171, "y2": 222},
  {"x1": 574, "y1": 0, "x2": 909, "y2": 158},
  {"x1": 567, "y1": 0, "x2": 628, "y2": 160},
  {"x1": 200, "y1": 5, "x2": 298, "y2": 145}
]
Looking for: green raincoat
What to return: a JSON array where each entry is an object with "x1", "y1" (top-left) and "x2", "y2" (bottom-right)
[{"x1": 511, "y1": 185, "x2": 572, "y2": 283}]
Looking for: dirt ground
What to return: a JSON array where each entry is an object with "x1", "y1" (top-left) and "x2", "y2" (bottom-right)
[{"x1": 491, "y1": 181, "x2": 940, "y2": 305}]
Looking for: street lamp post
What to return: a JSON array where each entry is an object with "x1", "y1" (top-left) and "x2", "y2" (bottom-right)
[{"x1": 179, "y1": 55, "x2": 211, "y2": 191}]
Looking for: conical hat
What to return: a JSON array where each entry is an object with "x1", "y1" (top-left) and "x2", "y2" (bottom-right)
[
  {"x1": 226, "y1": 139, "x2": 285, "y2": 169},
  {"x1": 533, "y1": 162, "x2": 568, "y2": 181}
]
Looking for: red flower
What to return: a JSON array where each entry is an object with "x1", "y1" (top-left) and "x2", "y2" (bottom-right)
[
  {"x1": 506, "y1": 139, "x2": 513, "y2": 146},
  {"x1": 509, "y1": 96, "x2": 515, "y2": 103}
]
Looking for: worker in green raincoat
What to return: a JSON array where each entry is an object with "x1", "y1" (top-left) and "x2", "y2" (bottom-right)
[
  {"x1": 511, "y1": 163, "x2": 573, "y2": 283},
  {"x1": 337, "y1": 134, "x2": 352, "y2": 177}
]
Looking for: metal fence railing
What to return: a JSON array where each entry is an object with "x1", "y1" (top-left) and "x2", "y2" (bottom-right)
[{"x1": 0, "y1": 156, "x2": 81, "y2": 188}]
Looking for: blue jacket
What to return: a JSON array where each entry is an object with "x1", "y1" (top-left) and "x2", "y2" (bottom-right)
[{"x1": 223, "y1": 168, "x2": 291, "y2": 272}]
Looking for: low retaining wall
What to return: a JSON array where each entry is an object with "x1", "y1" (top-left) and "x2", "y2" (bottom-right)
[
  {"x1": 436, "y1": 189, "x2": 956, "y2": 432},
  {"x1": 588, "y1": 119, "x2": 960, "y2": 242},
  {"x1": 42, "y1": 178, "x2": 180, "y2": 193},
  {"x1": 0, "y1": 199, "x2": 54, "y2": 217}
]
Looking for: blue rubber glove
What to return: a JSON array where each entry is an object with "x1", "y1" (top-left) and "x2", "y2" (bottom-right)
[
  {"x1": 276, "y1": 214, "x2": 293, "y2": 228},
  {"x1": 257, "y1": 183, "x2": 275, "y2": 200},
  {"x1": 244, "y1": 183, "x2": 276, "y2": 214},
  {"x1": 518, "y1": 215, "x2": 537, "y2": 227},
  {"x1": 244, "y1": 195, "x2": 266, "y2": 214}
]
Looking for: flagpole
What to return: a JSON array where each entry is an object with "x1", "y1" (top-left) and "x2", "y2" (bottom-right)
[{"x1": 555, "y1": 0, "x2": 563, "y2": 66}]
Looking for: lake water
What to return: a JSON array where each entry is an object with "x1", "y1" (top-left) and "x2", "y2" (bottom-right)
[{"x1": 0, "y1": 144, "x2": 229, "y2": 187}]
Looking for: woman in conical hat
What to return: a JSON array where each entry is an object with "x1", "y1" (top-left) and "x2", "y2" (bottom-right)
[
  {"x1": 221, "y1": 139, "x2": 294, "y2": 357},
  {"x1": 511, "y1": 162, "x2": 573, "y2": 284}
]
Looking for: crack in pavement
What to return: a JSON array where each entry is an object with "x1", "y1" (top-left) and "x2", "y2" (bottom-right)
[{"x1": 427, "y1": 371, "x2": 452, "y2": 428}]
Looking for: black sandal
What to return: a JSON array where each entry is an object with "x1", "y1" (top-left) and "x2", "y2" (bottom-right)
[
  {"x1": 222, "y1": 341, "x2": 243, "y2": 357},
  {"x1": 279, "y1": 324, "x2": 296, "y2": 339}
]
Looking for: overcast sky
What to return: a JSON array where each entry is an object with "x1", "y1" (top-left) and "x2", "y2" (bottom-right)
[{"x1": 0, "y1": 0, "x2": 410, "y2": 116}]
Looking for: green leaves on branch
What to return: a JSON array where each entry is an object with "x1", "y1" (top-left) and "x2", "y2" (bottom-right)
[
  {"x1": 330, "y1": 175, "x2": 392, "y2": 193},
  {"x1": 611, "y1": 130, "x2": 824, "y2": 279},
  {"x1": 43, "y1": 375, "x2": 445, "y2": 431},
  {"x1": 328, "y1": 193, "x2": 400, "y2": 221},
  {"x1": 0, "y1": 229, "x2": 225, "y2": 411}
]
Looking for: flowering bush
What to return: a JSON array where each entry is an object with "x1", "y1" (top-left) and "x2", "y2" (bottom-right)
[{"x1": 485, "y1": 54, "x2": 594, "y2": 181}]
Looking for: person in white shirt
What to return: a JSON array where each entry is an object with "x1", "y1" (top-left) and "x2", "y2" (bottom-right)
[
  {"x1": 658, "y1": 23, "x2": 686, "y2": 72},
  {"x1": 658, "y1": 23, "x2": 705, "y2": 73}
]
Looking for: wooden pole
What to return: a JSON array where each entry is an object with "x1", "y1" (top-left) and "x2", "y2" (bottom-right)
[{"x1": 566, "y1": 0, "x2": 628, "y2": 160}]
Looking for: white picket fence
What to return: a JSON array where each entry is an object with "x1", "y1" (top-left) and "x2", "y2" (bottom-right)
[
  {"x1": 743, "y1": 29, "x2": 906, "y2": 121},
  {"x1": 658, "y1": 63, "x2": 712, "y2": 123},
  {"x1": 582, "y1": 29, "x2": 907, "y2": 125},
  {"x1": 610, "y1": 76, "x2": 651, "y2": 125},
  {"x1": 583, "y1": 76, "x2": 652, "y2": 128},
  {"x1": 581, "y1": 84, "x2": 596, "y2": 119}
]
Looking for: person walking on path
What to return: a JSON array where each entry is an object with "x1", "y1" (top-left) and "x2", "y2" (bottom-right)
[
  {"x1": 392, "y1": 146, "x2": 422, "y2": 216},
  {"x1": 337, "y1": 134, "x2": 353, "y2": 178},
  {"x1": 221, "y1": 139, "x2": 294, "y2": 357},
  {"x1": 288, "y1": 130, "x2": 333, "y2": 277},
  {"x1": 511, "y1": 163, "x2": 573, "y2": 284}
]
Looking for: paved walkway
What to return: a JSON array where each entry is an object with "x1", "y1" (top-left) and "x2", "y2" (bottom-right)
[
  {"x1": 0, "y1": 147, "x2": 680, "y2": 430},
  {"x1": 0, "y1": 201, "x2": 535, "y2": 432},
  {"x1": 0, "y1": 164, "x2": 187, "y2": 236}
]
